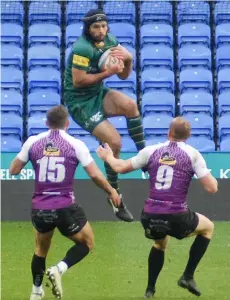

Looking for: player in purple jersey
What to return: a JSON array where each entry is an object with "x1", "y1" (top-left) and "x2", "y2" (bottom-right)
[
  {"x1": 97, "y1": 117, "x2": 218, "y2": 298},
  {"x1": 10, "y1": 106, "x2": 120, "y2": 300}
]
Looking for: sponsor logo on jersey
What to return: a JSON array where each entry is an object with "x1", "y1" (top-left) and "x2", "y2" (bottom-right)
[
  {"x1": 43, "y1": 142, "x2": 60, "y2": 156},
  {"x1": 159, "y1": 152, "x2": 177, "y2": 166},
  {"x1": 73, "y1": 55, "x2": 89, "y2": 67}
]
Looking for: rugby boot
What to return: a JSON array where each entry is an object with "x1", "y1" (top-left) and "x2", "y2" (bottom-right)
[
  {"x1": 108, "y1": 194, "x2": 134, "y2": 222},
  {"x1": 46, "y1": 266, "x2": 63, "y2": 299},
  {"x1": 178, "y1": 275, "x2": 201, "y2": 296},
  {"x1": 144, "y1": 288, "x2": 155, "y2": 298}
]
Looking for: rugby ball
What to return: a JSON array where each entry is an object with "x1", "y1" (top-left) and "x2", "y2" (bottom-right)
[{"x1": 98, "y1": 49, "x2": 120, "y2": 71}]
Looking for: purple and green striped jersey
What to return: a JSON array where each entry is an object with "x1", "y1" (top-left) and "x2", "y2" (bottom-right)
[
  {"x1": 131, "y1": 141, "x2": 210, "y2": 214},
  {"x1": 17, "y1": 130, "x2": 93, "y2": 210}
]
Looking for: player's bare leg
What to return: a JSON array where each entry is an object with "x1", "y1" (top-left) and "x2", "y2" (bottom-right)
[
  {"x1": 178, "y1": 213, "x2": 214, "y2": 296},
  {"x1": 144, "y1": 236, "x2": 170, "y2": 298},
  {"x1": 30, "y1": 229, "x2": 54, "y2": 300},
  {"x1": 46, "y1": 222, "x2": 94, "y2": 299},
  {"x1": 93, "y1": 120, "x2": 133, "y2": 222}
]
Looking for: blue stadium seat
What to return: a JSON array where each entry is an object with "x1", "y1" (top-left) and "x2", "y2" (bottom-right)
[
  {"x1": 140, "y1": 24, "x2": 173, "y2": 48},
  {"x1": 184, "y1": 114, "x2": 213, "y2": 139},
  {"x1": 180, "y1": 92, "x2": 213, "y2": 116},
  {"x1": 143, "y1": 115, "x2": 173, "y2": 137},
  {"x1": 219, "y1": 115, "x2": 230, "y2": 142},
  {"x1": 66, "y1": 24, "x2": 83, "y2": 48},
  {"x1": 29, "y1": 2, "x2": 61, "y2": 25},
  {"x1": 1, "y1": 45, "x2": 23, "y2": 69},
  {"x1": 146, "y1": 136, "x2": 167, "y2": 146},
  {"x1": 140, "y1": 1, "x2": 172, "y2": 25},
  {"x1": 76, "y1": 136, "x2": 99, "y2": 152},
  {"x1": 66, "y1": 1, "x2": 98, "y2": 25},
  {"x1": 220, "y1": 139, "x2": 230, "y2": 152},
  {"x1": 1, "y1": 135, "x2": 22, "y2": 153},
  {"x1": 1, "y1": 113, "x2": 23, "y2": 138},
  {"x1": 28, "y1": 91, "x2": 61, "y2": 116},
  {"x1": 178, "y1": 45, "x2": 211, "y2": 70},
  {"x1": 141, "y1": 45, "x2": 173, "y2": 70},
  {"x1": 104, "y1": 70, "x2": 136, "y2": 93},
  {"x1": 1, "y1": 24, "x2": 23, "y2": 47},
  {"x1": 28, "y1": 24, "x2": 61, "y2": 47},
  {"x1": 1, "y1": 67, "x2": 23, "y2": 93},
  {"x1": 1, "y1": 91, "x2": 23, "y2": 115},
  {"x1": 216, "y1": 24, "x2": 230, "y2": 47},
  {"x1": 1, "y1": 1, "x2": 24, "y2": 25},
  {"x1": 141, "y1": 68, "x2": 175, "y2": 93},
  {"x1": 218, "y1": 69, "x2": 230, "y2": 93},
  {"x1": 121, "y1": 136, "x2": 136, "y2": 152},
  {"x1": 125, "y1": 45, "x2": 136, "y2": 69},
  {"x1": 109, "y1": 23, "x2": 136, "y2": 47},
  {"x1": 27, "y1": 114, "x2": 47, "y2": 136},
  {"x1": 104, "y1": 1, "x2": 135, "y2": 24},
  {"x1": 142, "y1": 91, "x2": 175, "y2": 116},
  {"x1": 122, "y1": 91, "x2": 137, "y2": 102},
  {"x1": 218, "y1": 92, "x2": 230, "y2": 116},
  {"x1": 28, "y1": 46, "x2": 60, "y2": 70},
  {"x1": 177, "y1": 2, "x2": 210, "y2": 25},
  {"x1": 180, "y1": 69, "x2": 213, "y2": 93},
  {"x1": 215, "y1": 2, "x2": 230, "y2": 25},
  {"x1": 28, "y1": 68, "x2": 61, "y2": 94},
  {"x1": 108, "y1": 117, "x2": 128, "y2": 135},
  {"x1": 178, "y1": 23, "x2": 210, "y2": 48},
  {"x1": 186, "y1": 137, "x2": 215, "y2": 152},
  {"x1": 68, "y1": 117, "x2": 90, "y2": 136},
  {"x1": 216, "y1": 46, "x2": 230, "y2": 71}
]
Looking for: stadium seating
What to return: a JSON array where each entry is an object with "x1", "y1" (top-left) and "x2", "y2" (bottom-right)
[
  {"x1": 28, "y1": 68, "x2": 61, "y2": 94},
  {"x1": 214, "y1": 2, "x2": 230, "y2": 25},
  {"x1": 142, "y1": 91, "x2": 175, "y2": 116},
  {"x1": 179, "y1": 69, "x2": 213, "y2": 93},
  {"x1": 104, "y1": 71, "x2": 136, "y2": 93},
  {"x1": 140, "y1": 24, "x2": 173, "y2": 48},
  {"x1": 177, "y1": 1, "x2": 210, "y2": 25},
  {"x1": 28, "y1": 91, "x2": 61, "y2": 116},
  {"x1": 218, "y1": 69, "x2": 230, "y2": 93},
  {"x1": 109, "y1": 23, "x2": 136, "y2": 47},
  {"x1": 76, "y1": 136, "x2": 99, "y2": 152},
  {"x1": 27, "y1": 114, "x2": 48, "y2": 136},
  {"x1": 66, "y1": 23, "x2": 83, "y2": 48},
  {"x1": 184, "y1": 114, "x2": 214, "y2": 139},
  {"x1": 28, "y1": 46, "x2": 60, "y2": 70},
  {"x1": 141, "y1": 68, "x2": 175, "y2": 93},
  {"x1": 1, "y1": 67, "x2": 23, "y2": 93},
  {"x1": 140, "y1": 1, "x2": 172, "y2": 25},
  {"x1": 178, "y1": 23, "x2": 210, "y2": 48},
  {"x1": 218, "y1": 92, "x2": 230, "y2": 116},
  {"x1": 146, "y1": 136, "x2": 167, "y2": 146},
  {"x1": 186, "y1": 137, "x2": 215, "y2": 152},
  {"x1": 1, "y1": 45, "x2": 23, "y2": 69},
  {"x1": 180, "y1": 92, "x2": 213, "y2": 116},
  {"x1": 103, "y1": 1, "x2": 136, "y2": 24},
  {"x1": 216, "y1": 45, "x2": 230, "y2": 71},
  {"x1": 68, "y1": 117, "x2": 91, "y2": 137},
  {"x1": 1, "y1": 91, "x2": 23, "y2": 115},
  {"x1": 125, "y1": 45, "x2": 136, "y2": 69},
  {"x1": 121, "y1": 136, "x2": 136, "y2": 152},
  {"x1": 178, "y1": 45, "x2": 211, "y2": 70},
  {"x1": 29, "y1": 2, "x2": 61, "y2": 25},
  {"x1": 220, "y1": 139, "x2": 230, "y2": 152},
  {"x1": 28, "y1": 24, "x2": 61, "y2": 47},
  {"x1": 66, "y1": 1, "x2": 98, "y2": 25},
  {"x1": 143, "y1": 115, "x2": 173, "y2": 138},
  {"x1": 1, "y1": 1, "x2": 24, "y2": 25},
  {"x1": 1, "y1": 113, "x2": 23, "y2": 138},
  {"x1": 218, "y1": 115, "x2": 230, "y2": 142},
  {"x1": 1, "y1": 24, "x2": 23, "y2": 47},
  {"x1": 141, "y1": 45, "x2": 174, "y2": 70},
  {"x1": 108, "y1": 117, "x2": 128, "y2": 135},
  {"x1": 216, "y1": 24, "x2": 230, "y2": 47},
  {"x1": 1, "y1": 135, "x2": 22, "y2": 152},
  {"x1": 122, "y1": 91, "x2": 137, "y2": 102}
]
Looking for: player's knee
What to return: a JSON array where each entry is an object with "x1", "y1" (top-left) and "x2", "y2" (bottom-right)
[
  {"x1": 86, "y1": 236, "x2": 94, "y2": 251},
  {"x1": 201, "y1": 220, "x2": 214, "y2": 238},
  {"x1": 154, "y1": 241, "x2": 167, "y2": 251},
  {"x1": 124, "y1": 101, "x2": 139, "y2": 118}
]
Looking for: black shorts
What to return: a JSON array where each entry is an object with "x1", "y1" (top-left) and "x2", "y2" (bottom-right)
[
  {"x1": 141, "y1": 210, "x2": 199, "y2": 240},
  {"x1": 31, "y1": 204, "x2": 87, "y2": 237}
]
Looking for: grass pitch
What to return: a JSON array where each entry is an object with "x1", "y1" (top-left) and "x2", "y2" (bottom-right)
[{"x1": 2, "y1": 221, "x2": 230, "y2": 300}]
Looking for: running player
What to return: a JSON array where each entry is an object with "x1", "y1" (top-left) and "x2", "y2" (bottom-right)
[
  {"x1": 97, "y1": 117, "x2": 218, "y2": 298},
  {"x1": 64, "y1": 8, "x2": 146, "y2": 222},
  {"x1": 9, "y1": 105, "x2": 120, "y2": 300}
]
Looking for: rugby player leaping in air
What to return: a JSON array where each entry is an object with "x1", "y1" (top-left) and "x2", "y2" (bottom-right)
[{"x1": 64, "y1": 9, "x2": 146, "y2": 222}]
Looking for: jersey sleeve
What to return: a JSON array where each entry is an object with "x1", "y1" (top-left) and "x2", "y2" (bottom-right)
[
  {"x1": 72, "y1": 43, "x2": 93, "y2": 72},
  {"x1": 130, "y1": 147, "x2": 152, "y2": 170},
  {"x1": 16, "y1": 137, "x2": 34, "y2": 162},
  {"x1": 193, "y1": 150, "x2": 210, "y2": 179},
  {"x1": 75, "y1": 140, "x2": 94, "y2": 167}
]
